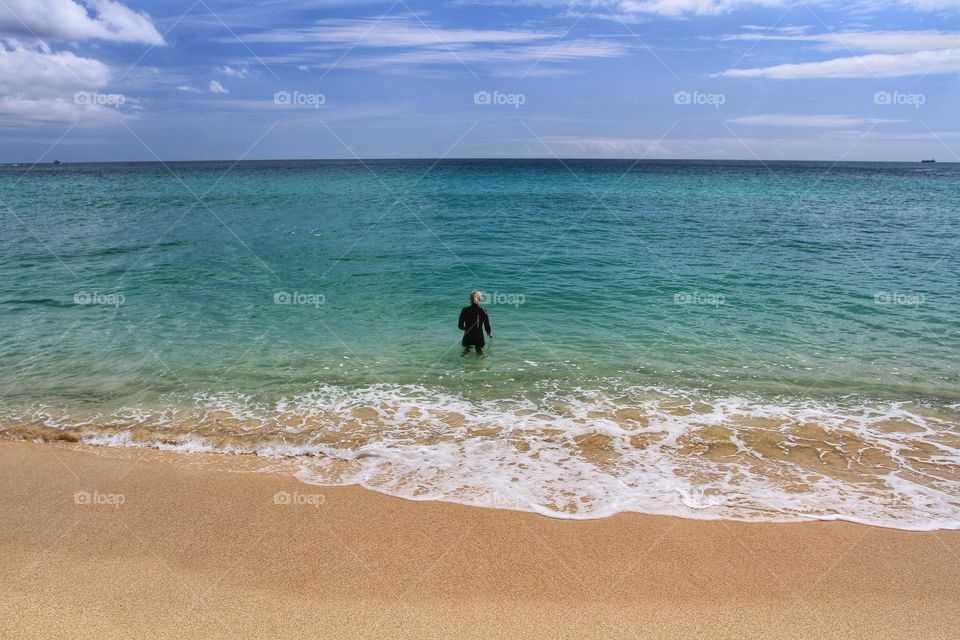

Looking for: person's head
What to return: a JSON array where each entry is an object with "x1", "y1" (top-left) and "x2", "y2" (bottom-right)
[{"x1": 469, "y1": 290, "x2": 482, "y2": 304}]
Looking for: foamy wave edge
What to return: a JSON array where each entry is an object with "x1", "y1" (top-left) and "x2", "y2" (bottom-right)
[{"x1": 7, "y1": 383, "x2": 960, "y2": 532}]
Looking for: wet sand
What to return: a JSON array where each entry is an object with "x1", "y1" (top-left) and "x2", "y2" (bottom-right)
[{"x1": 1, "y1": 440, "x2": 958, "y2": 639}]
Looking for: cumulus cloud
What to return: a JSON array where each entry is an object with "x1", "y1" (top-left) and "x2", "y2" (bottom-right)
[
  {"x1": 0, "y1": 42, "x2": 124, "y2": 122},
  {"x1": 0, "y1": 0, "x2": 164, "y2": 45},
  {"x1": 0, "y1": 1, "x2": 164, "y2": 123},
  {"x1": 208, "y1": 79, "x2": 228, "y2": 94},
  {"x1": 217, "y1": 65, "x2": 250, "y2": 78},
  {"x1": 0, "y1": 43, "x2": 108, "y2": 95}
]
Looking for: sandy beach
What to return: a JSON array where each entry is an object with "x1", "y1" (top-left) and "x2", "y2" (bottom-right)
[{"x1": 0, "y1": 440, "x2": 957, "y2": 639}]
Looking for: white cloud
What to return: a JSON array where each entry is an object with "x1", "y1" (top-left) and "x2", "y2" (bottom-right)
[
  {"x1": 476, "y1": 0, "x2": 960, "y2": 15},
  {"x1": 0, "y1": 0, "x2": 164, "y2": 45},
  {"x1": 217, "y1": 65, "x2": 250, "y2": 78},
  {"x1": 589, "y1": 0, "x2": 960, "y2": 15},
  {"x1": 208, "y1": 79, "x2": 228, "y2": 94},
  {"x1": 739, "y1": 24, "x2": 809, "y2": 34},
  {"x1": 615, "y1": 0, "x2": 783, "y2": 16},
  {"x1": 0, "y1": 42, "x2": 126, "y2": 122},
  {"x1": 897, "y1": 0, "x2": 960, "y2": 9},
  {"x1": 721, "y1": 48, "x2": 960, "y2": 78},
  {"x1": 629, "y1": 0, "x2": 960, "y2": 14},
  {"x1": 722, "y1": 29, "x2": 960, "y2": 54},
  {"x1": 720, "y1": 24, "x2": 960, "y2": 79},
  {"x1": 0, "y1": 96, "x2": 122, "y2": 123},
  {"x1": 0, "y1": 43, "x2": 108, "y2": 95},
  {"x1": 339, "y1": 39, "x2": 627, "y2": 65},
  {"x1": 241, "y1": 17, "x2": 552, "y2": 47},
  {"x1": 727, "y1": 114, "x2": 905, "y2": 127},
  {"x1": 0, "y1": 1, "x2": 164, "y2": 124},
  {"x1": 240, "y1": 16, "x2": 628, "y2": 73}
]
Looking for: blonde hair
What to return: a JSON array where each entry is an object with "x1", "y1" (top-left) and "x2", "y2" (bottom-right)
[{"x1": 469, "y1": 290, "x2": 482, "y2": 303}]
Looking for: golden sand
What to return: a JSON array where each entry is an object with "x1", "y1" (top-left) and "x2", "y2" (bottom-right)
[{"x1": 1, "y1": 440, "x2": 958, "y2": 639}]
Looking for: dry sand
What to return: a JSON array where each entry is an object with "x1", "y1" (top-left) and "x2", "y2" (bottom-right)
[{"x1": 1, "y1": 439, "x2": 958, "y2": 639}]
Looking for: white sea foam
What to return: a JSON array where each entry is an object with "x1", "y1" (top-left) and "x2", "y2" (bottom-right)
[{"x1": 6, "y1": 383, "x2": 959, "y2": 530}]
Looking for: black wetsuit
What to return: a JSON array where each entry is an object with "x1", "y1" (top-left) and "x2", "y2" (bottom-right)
[{"x1": 458, "y1": 303, "x2": 491, "y2": 353}]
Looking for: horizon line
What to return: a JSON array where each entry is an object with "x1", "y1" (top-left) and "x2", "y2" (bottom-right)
[{"x1": 3, "y1": 157, "x2": 947, "y2": 166}]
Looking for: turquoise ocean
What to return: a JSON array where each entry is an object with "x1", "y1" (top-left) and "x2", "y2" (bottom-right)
[{"x1": 1, "y1": 159, "x2": 958, "y2": 529}]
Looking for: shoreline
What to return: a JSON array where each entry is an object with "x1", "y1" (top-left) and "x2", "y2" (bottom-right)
[
  {"x1": 7, "y1": 383, "x2": 959, "y2": 531},
  {"x1": 2, "y1": 440, "x2": 959, "y2": 639}
]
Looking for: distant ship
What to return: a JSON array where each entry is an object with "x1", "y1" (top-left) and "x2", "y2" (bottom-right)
[
  {"x1": 920, "y1": 159, "x2": 936, "y2": 163},
  {"x1": 52, "y1": 160, "x2": 63, "y2": 164}
]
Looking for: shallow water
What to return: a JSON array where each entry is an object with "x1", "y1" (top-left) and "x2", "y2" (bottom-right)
[{"x1": 1, "y1": 159, "x2": 958, "y2": 528}]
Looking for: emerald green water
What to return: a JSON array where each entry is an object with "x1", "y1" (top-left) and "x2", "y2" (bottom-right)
[{"x1": 1, "y1": 159, "x2": 958, "y2": 528}]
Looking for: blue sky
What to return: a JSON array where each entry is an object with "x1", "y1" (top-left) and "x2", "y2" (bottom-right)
[{"x1": 1, "y1": 0, "x2": 958, "y2": 161}]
